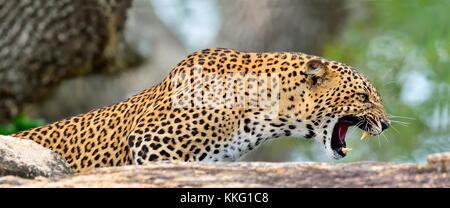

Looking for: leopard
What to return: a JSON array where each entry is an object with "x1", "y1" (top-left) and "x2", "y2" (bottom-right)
[{"x1": 10, "y1": 48, "x2": 390, "y2": 173}]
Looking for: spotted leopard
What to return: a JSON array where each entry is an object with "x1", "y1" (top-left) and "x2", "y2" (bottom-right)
[{"x1": 11, "y1": 48, "x2": 390, "y2": 172}]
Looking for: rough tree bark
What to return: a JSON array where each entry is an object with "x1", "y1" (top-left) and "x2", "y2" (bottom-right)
[
  {"x1": 0, "y1": 0, "x2": 138, "y2": 123},
  {"x1": 23, "y1": 0, "x2": 186, "y2": 122}
]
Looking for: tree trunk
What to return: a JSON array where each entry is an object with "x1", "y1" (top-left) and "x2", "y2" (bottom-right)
[
  {"x1": 216, "y1": 0, "x2": 349, "y2": 54},
  {"x1": 0, "y1": 0, "x2": 137, "y2": 123}
]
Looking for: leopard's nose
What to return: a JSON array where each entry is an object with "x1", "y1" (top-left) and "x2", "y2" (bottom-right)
[{"x1": 381, "y1": 120, "x2": 390, "y2": 131}]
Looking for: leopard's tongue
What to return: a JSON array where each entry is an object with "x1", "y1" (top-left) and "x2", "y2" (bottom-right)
[{"x1": 338, "y1": 123, "x2": 350, "y2": 143}]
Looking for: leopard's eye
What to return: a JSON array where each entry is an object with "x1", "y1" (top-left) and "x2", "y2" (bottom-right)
[{"x1": 356, "y1": 93, "x2": 369, "y2": 103}]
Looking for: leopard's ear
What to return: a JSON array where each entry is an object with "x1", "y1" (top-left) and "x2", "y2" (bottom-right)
[{"x1": 304, "y1": 59, "x2": 328, "y2": 86}]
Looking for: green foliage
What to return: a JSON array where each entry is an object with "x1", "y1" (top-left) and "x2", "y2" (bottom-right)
[{"x1": 0, "y1": 113, "x2": 45, "y2": 135}]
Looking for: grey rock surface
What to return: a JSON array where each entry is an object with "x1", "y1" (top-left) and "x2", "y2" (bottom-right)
[
  {"x1": 0, "y1": 152, "x2": 449, "y2": 187},
  {"x1": 0, "y1": 136, "x2": 72, "y2": 178}
]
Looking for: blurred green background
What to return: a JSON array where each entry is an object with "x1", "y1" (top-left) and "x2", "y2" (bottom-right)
[
  {"x1": 320, "y1": 0, "x2": 450, "y2": 163},
  {"x1": 2, "y1": 0, "x2": 449, "y2": 163},
  {"x1": 257, "y1": 0, "x2": 450, "y2": 163}
]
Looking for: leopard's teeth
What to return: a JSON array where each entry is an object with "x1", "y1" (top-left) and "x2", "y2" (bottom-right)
[
  {"x1": 360, "y1": 131, "x2": 370, "y2": 140},
  {"x1": 342, "y1": 147, "x2": 352, "y2": 154}
]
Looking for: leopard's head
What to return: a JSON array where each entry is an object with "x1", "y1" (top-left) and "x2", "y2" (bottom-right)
[{"x1": 283, "y1": 57, "x2": 390, "y2": 159}]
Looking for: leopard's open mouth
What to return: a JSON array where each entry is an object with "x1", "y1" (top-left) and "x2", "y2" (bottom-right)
[{"x1": 331, "y1": 116, "x2": 372, "y2": 158}]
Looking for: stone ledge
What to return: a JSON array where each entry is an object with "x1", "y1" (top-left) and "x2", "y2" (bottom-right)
[
  {"x1": 1, "y1": 134, "x2": 448, "y2": 187},
  {"x1": 1, "y1": 154, "x2": 449, "y2": 187},
  {"x1": 0, "y1": 136, "x2": 72, "y2": 179}
]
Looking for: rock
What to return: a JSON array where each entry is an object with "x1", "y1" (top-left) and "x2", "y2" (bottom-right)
[
  {"x1": 0, "y1": 136, "x2": 72, "y2": 178},
  {"x1": 0, "y1": 137, "x2": 447, "y2": 187},
  {"x1": 427, "y1": 152, "x2": 450, "y2": 172},
  {"x1": 0, "y1": 154, "x2": 449, "y2": 187}
]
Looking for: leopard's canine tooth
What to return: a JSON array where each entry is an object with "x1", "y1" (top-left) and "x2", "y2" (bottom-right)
[
  {"x1": 360, "y1": 131, "x2": 370, "y2": 140},
  {"x1": 342, "y1": 147, "x2": 352, "y2": 154}
]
